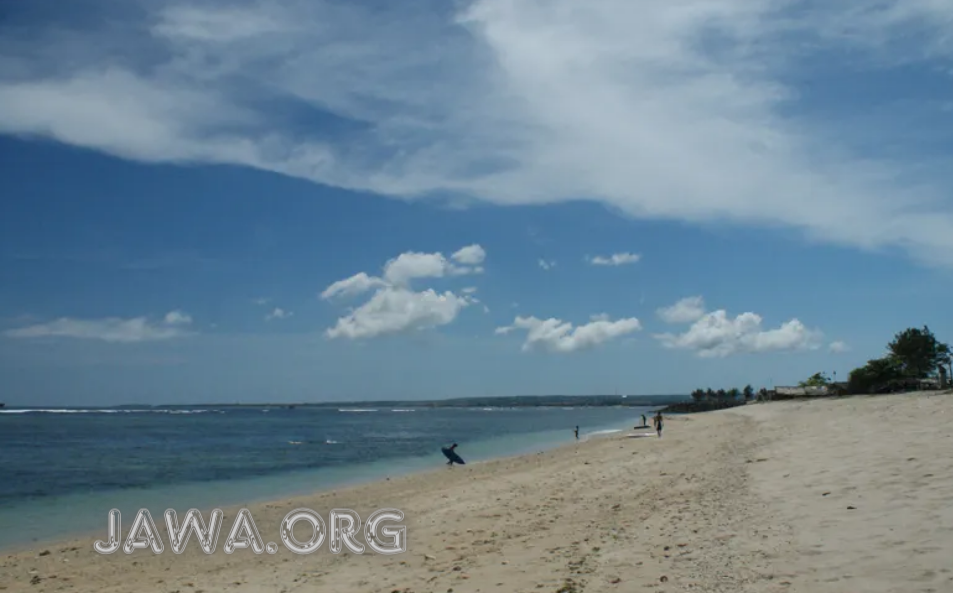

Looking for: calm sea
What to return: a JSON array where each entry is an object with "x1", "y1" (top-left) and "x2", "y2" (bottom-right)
[{"x1": 0, "y1": 404, "x2": 650, "y2": 550}]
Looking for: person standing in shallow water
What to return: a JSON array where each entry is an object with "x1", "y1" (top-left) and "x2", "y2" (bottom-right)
[
  {"x1": 653, "y1": 412, "x2": 664, "y2": 437},
  {"x1": 641, "y1": 414, "x2": 647, "y2": 427},
  {"x1": 574, "y1": 426, "x2": 579, "y2": 440}
]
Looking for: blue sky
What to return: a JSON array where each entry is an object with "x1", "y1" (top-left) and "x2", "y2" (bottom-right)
[{"x1": 1, "y1": 0, "x2": 952, "y2": 405}]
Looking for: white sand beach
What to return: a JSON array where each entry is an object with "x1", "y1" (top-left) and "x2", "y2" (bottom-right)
[{"x1": 2, "y1": 391, "x2": 951, "y2": 592}]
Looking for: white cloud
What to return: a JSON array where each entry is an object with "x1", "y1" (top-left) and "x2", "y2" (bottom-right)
[
  {"x1": 3, "y1": 311, "x2": 193, "y2": 343},
  {"x1": 538, "y1": 259, "x2": 556, "y2": 270},
  {"x1": 657, "y1": 296, "x2": 706, "y2": 324},
  {"x1": 496, "y1": 314, "x2": 641, "y2": 353},
  {"x1": 829, "y1": 340, "x2": 851, "y2": 353},
  {"x1": 655, "y1": 309, "x2": 822, "y2": 358},
  {"x1": 265, "y1": 307, "x2": 293, "y2": 321},
  {"x1": 252, "y1": 297, "x2": 270, "y2": 306},
  {"x1": 2, "y1": 1, "x2": 953, "y2": 266},
  {"x1": 322, "y1": 245, "x2": 485, "y2": 339},
  {"x1": 451, "y1": 244, "x2": 486, "y2": 266},
  {"x1": 326, "y1": 288, "x2": 472, "y2": 340},
  {"x1": 163, "y1": 310, "x2": 193, "y2": 326},
  {"x1": 320, "y1": 272, "x2": 388, "y2": 300},
  {"x1": 381, "y1": 246, "x2": 485, "y2": 286},
  {"x1": 383, "y1": 252, "x2": 452, "y2": 285},
  {"x1": 588, "y1": 253, "x2": 641, "y2": 266}
]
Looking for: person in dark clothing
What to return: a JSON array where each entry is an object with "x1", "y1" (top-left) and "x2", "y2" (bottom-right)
[
  {"x1": 574, "y1": 426, "x2": 579, "y2": 440},
  {"x1": 653, "y1": 412, "x2": 664, "y2": 438}
]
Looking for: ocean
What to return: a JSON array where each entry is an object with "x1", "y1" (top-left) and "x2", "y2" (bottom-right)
[{"x1": 0, "y1": 404, "x2": 651, "y2": 550}]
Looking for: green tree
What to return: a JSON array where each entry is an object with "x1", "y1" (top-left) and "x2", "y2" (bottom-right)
[
  {"x1": 743, "y1": 385, "x2": 754, "y2": 400},
  {"x1": 848, "y1": 357, "x2": 903, "y2": 394},
  {"x1": 799, "y1": 372, "x2": 831, "y2": 388},
  {"x1": 888, "y1": 326, "x2": 950, "y2": 379},
  {"x1": 727, "y1": 387, "x2": 741, "y2": 401}
]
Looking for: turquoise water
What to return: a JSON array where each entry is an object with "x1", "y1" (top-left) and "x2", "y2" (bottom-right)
[{"x1": 0, "y1": 405, "x2": 647, "y2": 550}]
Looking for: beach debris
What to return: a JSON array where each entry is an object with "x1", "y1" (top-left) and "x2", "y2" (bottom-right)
[
  {"x1": 424, "y1": 554, "x2": 436, "y2": 561},
  {"x1": 609, "y1": 576, "x2": 621, "y2": 584},
  {"x1": 660, "y1": 575, "x2": 669, "y2": 582},
  {"x1": 822, "y1": 492, "x2": 831, "y2": 496},
  {"x1": 30, "y1": 575, "x2": 41, "y2": 585},
  {"x1": 38, "y1": 550, "x2": 50, "y2": 557},
  {"x1": 847, "y1": 506, "x2": 857, "y2": 510}
]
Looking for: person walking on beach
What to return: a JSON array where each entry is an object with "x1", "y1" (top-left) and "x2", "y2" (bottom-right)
[
  {"x1": 641, "y1": 414, "x2": 647, "y2": 427},
  {"x1": 574, "y1": 426, "x2": 579, "y2": 440},
  {"x1": 653, "y1": 412, "x2": 664, "y2": 438}
]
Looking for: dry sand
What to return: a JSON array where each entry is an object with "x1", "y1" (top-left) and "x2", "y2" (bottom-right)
[{"x1": 2, "y1": 391, "x2": 951, "y2": 593}]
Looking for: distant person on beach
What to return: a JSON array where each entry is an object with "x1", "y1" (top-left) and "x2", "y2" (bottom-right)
[
  {"x1": 653, "y1": 412, "x2": 663, "y2": 438},
  {"x1": 641, "y1": 414, "x2": 647, "y2": 427},
  {"x1": 574, "y1": 426, "x2": 579, "y2": 440}
]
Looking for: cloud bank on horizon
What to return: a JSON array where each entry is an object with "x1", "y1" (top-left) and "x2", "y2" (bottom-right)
[
  {"x1": 3, "y1": 310, "x2": 195, "y2": 343},
  {"x1": 1, "y1": 0, "x2": 952, "y2": 267}
]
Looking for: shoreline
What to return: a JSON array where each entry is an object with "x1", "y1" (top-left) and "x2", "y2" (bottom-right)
[
  {"x1": 0, "y1": 424, "x2": 633, "y2": 557},
  {"x1": 3, "y1": 392, "x2": 950, "y2": 592}
]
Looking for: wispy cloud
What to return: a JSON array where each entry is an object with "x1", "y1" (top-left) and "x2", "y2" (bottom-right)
[
  {"x1": 1, "y1": 1, "x2": 953, "y2": 265},
  {"x1": 538, "y1": 259, "x2": 556, "y2": 270},
  {"x1": 587, "y1": 253, "x2": 641, "y2": 266},
  {"x1": 265, "y1": 307, "x2": 293, "y2": 321},
  {"x1": 657, "y1": 296, "x2": 706, "y2": 324},
  {"x1": 3, "y1": 311, "x2": 194, "y2": 343},
  {"x1": 828, "y1": 340, "x2": 851, "y2": 353}
]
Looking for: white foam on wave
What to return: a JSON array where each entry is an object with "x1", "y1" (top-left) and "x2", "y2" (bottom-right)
[
  {"x1": 586, "y1": 429, "x2": 623, "y2": 436},
  {"x1": 337, "y1": 408, "x2": 378, "y2": 413},
  {"x1": 390, "y1": 409, "x2": 415, "y2": 412}
]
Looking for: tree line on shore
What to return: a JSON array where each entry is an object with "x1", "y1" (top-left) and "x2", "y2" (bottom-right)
[
  {"x1": 673, "y1": 325, "x2": 950, "y2": 412},
  {"x1": 689, "y1": 385, "x2": 760, "y2": 403},
  {"x1": 798, "y1": 326, "x2": 950, "y2": 395},
  {"x1": 848, "y1": 326, "x2": 949, "y2": 394}
]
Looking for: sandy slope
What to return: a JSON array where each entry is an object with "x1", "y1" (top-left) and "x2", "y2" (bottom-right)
[{"x1": 1, "y1": 391, "x2": 951, "y2": 593}]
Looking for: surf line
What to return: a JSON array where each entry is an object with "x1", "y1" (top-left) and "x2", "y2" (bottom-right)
[{"x1": 93, "y1": 507, "x2": 406, "y2": 556}]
